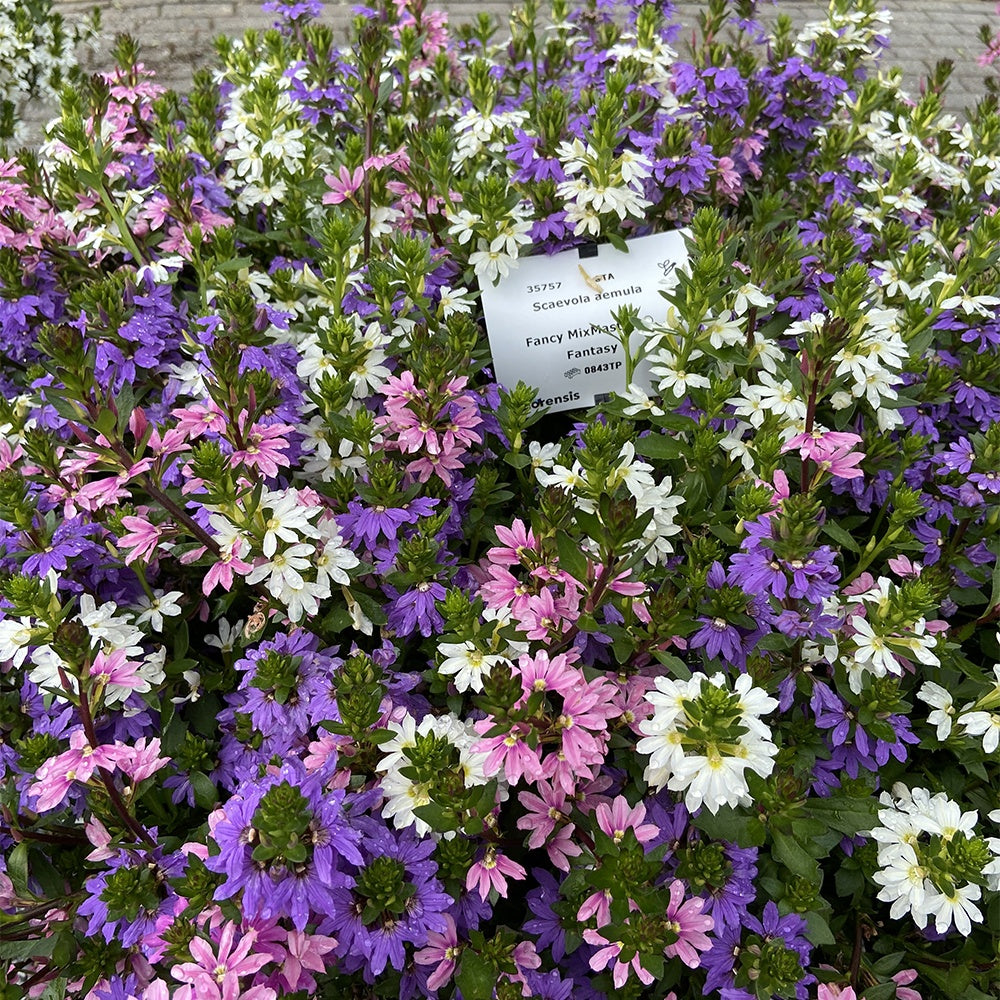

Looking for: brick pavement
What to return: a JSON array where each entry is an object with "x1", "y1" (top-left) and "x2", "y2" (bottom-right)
[{"x1": 29, "y1": 0, "x2": 1000, "y2": 127}]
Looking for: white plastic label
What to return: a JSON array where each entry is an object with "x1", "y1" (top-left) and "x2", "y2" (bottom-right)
[{"x1": 479, "y1": 230, "x2": 688, "y2": 413}]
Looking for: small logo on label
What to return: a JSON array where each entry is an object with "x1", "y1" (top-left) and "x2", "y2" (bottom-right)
[{"x1": 564, "y1": 367, "x2": 581, "y2": 380}]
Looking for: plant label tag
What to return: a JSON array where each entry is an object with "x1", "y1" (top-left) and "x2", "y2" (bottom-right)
[{"x1": 479, "y1": 229, "x2": 688, "y2": 413}]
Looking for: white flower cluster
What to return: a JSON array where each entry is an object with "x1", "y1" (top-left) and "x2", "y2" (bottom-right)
[
  {"x1": 207, "y1": 487, "x2": 359, "y2": 623},
  {"x1": 535, "y1": 441, "x2": 684, "y2": 564},
  {"x1": 841, "y1": 577, "x2": 941, "y2": 694},
  {"x1": 0, "y1": 0, "x2": 89, "y2": 143},
  {"x1": 918, "y1": 661, "x2": 1000, "y2": 753},
  {"x1": 0, "y1": 589, "x2": 176, "y2": 706},
  {"x1": 870, "y1": 786, "x2": 1000, "y2": 936},
  {"x1": 376, "y1": 711, "x2": 491, "y2": 838},
  {"x1": 636, "y1": 671, "x2": 778, "y2": 814},
  {"x1": 556, "y1": 138, "x2": 652, "y2": 237}
]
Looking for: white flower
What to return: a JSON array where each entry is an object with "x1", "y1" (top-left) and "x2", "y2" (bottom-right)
[
  {"x1": 27, "y1": 645, "x2": 73, "y2": 694},
  {"x1": 872, "y1": 841, "x2": 925, "y2": 908},
  {"x1": 204, "y1": 617, "x2": 244, "y2": 653},
  {"x1": 528, "y1": 440, "x2": 561, "y2": 471},
  {"x1": 652, "y1": 351, "x2": 711, "y2": 399},
  {"x1": 621, "y1": 383, "x2": 664, "y2": 417},
  {"x1": 921, "y1": 883, "x2": 982, "y2": 936},
  {"x1": 0, "y1": 615, "x2": 37, "y2": 668},
  {"x1": 958, "y1": 709, "x2": 1000, "y2": 754},
  {"x1": 469, "y1": 243, "x2": 515, "y2": 284},
  {"x1": 132, "y1": 591, "x2": 184, "y2": 633},
  {"x1": 277, "y1": 574, "x2": 331, "y2": 624},
  {"x1": 732, "y1": 282, "x2": 773, "y2": 317},
  {"x1": 377, "y1": 713, "x2": 489, "y2": 838},
  {"x1": 637, "y1": 672, "x2": 777, "y2": 814},
  {"x1": 246, "y1": 542, "x2": 314, "y2": 597},
  {"x1": 314, "y1": 516, "x2": 360, "y2": 587},
  {"x1": 916, "y1": 681, "x2": 955, "y2": 740},
  {"x1": 848, "y1": 615, "x2": 900, "y2": 681},
  {"x1": 437, "y1": 641, "x2": 506, "y2": 694},
  {"x1": 259, "y1": 488, "x2": 321, "y2": 558},
  {"x1": 76, "y1": 595, "x2": 144, "y2": 651}
]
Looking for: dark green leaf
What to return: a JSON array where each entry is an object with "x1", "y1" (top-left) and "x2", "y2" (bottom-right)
[
  {"x1": 802, "y1": 910, "x2": 835, "y2": 946},
  {"x1": 771, "y1": 830, "x2": 820, "y2": 880},
  {"x1": 634, "y1": 433, "x2": 685, "y2": 461},
  {"x1": 455, "y1": 951, "x2": 495, "y2": 1000},
  {"x1": 190, "y1": 771, "x2": 218, "y2": 810},
  {"x1": 556, "y1": 529, "x2": 591, "y2": 584},
  {"x1": 8, "y1": 842, "x2": 28, "y2": 896},
  {"x1": 822, "y1": 519, "x2": 860, "y2": 554}
]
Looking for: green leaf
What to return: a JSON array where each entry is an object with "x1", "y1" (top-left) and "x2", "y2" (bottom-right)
[
  {"x1": 822, "y1": 519, "x2": 860, "y2": 553},
  {"x1": 801, "y1": 910, "x2": 835, "y2": 946},
  {"x1": 556, "y1": 529, "x2": 590, "y2": 584},
  {"x1": 0, "y1": 934, "x2": 59, "y2": 961},
  {"x1": 213, "y1": 255, "x2": 253, "y2": 273},
  {"x1": 8, "y1": 842, "x2": 28, "y2": 896},
  {"x1": 862, "y1": 983, "x2": 898, "y2": 1000},
  {"x1": 804, "y1": 796, "x2": 878, "y2": 837},
  {"x1": 189, "y1": 771, "x2": 218, "y2": 810},
  {"x1": 693, "y1": 805, "x2": 767, "y2": 848},
  {"x1": 455, "y1": 951, "x2": 495, "y2": 1000},
  {"x1": 771, "y1": 830, "x2": 820, "y2": 880},
  {"x1": 634, "y1": 433, "x2": 685, "y2": 461},
  {"x1": 115, "y1": 381, "x2": 136, "y2": 439}
]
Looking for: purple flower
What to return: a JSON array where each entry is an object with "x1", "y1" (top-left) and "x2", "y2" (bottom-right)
[
  {"x1": 689, "y1": 614, "x2": 746, "y2": 666},
  {"x1": 524, "y1": 868, "x2": 566, "y2": 962},
  {"x1": 206, "y1": 762, "x2": 362, "y2": 930},
  {"x1": 320, "y1": 817, "x2": 452, "y2": 981},
  {"x1": 339, "y1": 496, "x2": 438, "y2": 549},
  {"x1": 384, "y1": 582, "x2": 446, "y2": 637},
  {"x1": 77, "y1": 847, "x2": 183, "y2": 950}
]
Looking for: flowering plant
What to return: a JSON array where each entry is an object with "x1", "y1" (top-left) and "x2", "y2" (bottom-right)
[
  {"x1": 3, "y1": 0, "x2": 1000, "y2": 998},
  {"x1": 0, "y1": 0, "x2": 98, "y2": 147}
]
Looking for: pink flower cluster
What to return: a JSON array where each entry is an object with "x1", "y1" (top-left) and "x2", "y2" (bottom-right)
[{"x1": 375, "y1": 371, "x2": 483, "y2": 485}]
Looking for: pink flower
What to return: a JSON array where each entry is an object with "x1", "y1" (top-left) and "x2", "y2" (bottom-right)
[
  {"x1": 594, "y1": 796, "x2": 659, "y2": 845},
  {"x1": 515, "y1": 650, "x2": 580, "y2": 698},
  {"x1": 782, "y1": 430, "x2": 865, "y2": 480},
  {"x1": 171, "y1": 401, "x2": 227, "y2": 440},
  {"x1": 662, "y1": 878, "x2": 714, "y2": 968},
  {"x1": 490, "y1": 519, "x2": 538, "y2": 565},
  {"x1": 465, "y1": 846, "x2": 526, "y2": 900},
  {"x1": 475, "y1": 720, "x2": 545, "y2": 785},
  {"x1": 322, "y1": 165, "x2": 365, "y2": 205},
  {"x1": 172, "y1": 921, "x2": 276, "y2": 1000},
  {"x1": 118, "y1": 514, "x2": 162, "y2": 564},
  {"x1": 892, "y1": 969, "x2": 922, "y2": 1000},
  {"x1": 582, "y1": 930, "x2": 654, "y2": 989},
  {"x1": 817, "y1": 987, "x2": 856, "y2": 1000},
  {"x1": 117, "y1": 736, "x2": 170, "y2": 782},
  {"x1": 577, "y1": 889, "x2": 613, "y2": 927},
  {"x1": 279, "y1": 929, "x2": 337, "y2": 992},
  {"x1": 406, "y1": 443, "x2": 465, "y2": 486},
  {"x1": 89, "y1": 648, "x2": 147, "y2": 695},
  {"x1": 202, "y1": 538, "x2": 253, "y2": 596},
  {"x1": 30, "y1": 731, "x2": 124, "y2": 812},
  {"x1": 84, "y1": 817, "x2": 115, "y2": 862},
  {"x1": 414, "y1": 914, "x2": 461, "y2": 991},
  {"x1": 888, "y1": 555, "x2": 922, "y2": 579},
  {"x1": 229, "y1": 417, "x2": 294, "y2": 478},
  {"x1": 516, "y1": 588, "x2": 569, "y2": 641}
]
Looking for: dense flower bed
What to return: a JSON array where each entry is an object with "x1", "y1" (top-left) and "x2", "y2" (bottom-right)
[{"x1": 3, "y1": 0, "x2": 1000, "y2": 997}]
